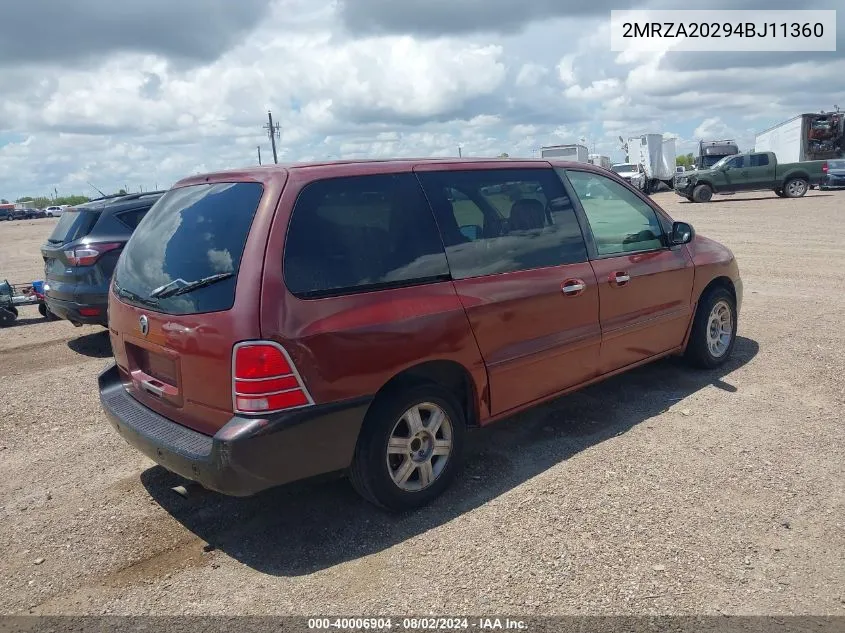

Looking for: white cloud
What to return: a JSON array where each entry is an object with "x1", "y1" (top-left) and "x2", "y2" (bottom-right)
[
  {"x1": 516, "y1": 63, "x2": 548, "y2": 87},
  {"x1": 564, "y1": 78, "x2": 623, "y2": 101},
  {"x1": 556, "y1": 55, "x2": 577, "y2": 86}
]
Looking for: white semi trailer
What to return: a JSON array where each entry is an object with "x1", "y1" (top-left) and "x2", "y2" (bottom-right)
[
  {"x1": 539, "y1": 144, "x2": 590, "y2": 163},
  {"x1": 755, "y1": 111, "x2": 844, "y2": 164},
  {"x1": 626, "y1": 134, "x2": 677, "y2": 193}
]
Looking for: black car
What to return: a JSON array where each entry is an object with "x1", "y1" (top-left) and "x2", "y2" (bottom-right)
[
  {"x1": 820, "y1": 159, "x2": 845, "y2": 190},
  {"x1": 40, "y1": 191, "x2": 165, "y2": 327}
]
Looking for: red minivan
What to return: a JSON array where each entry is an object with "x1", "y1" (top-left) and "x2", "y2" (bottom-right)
[{"x1": 99, "y1": 159, "x2": 743, "y2": 511}]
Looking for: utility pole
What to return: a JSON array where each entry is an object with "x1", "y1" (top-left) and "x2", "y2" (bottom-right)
[
  {"x1": 458, "y1": 145, "x2": 462, "y2": 158},
  {"x1": 257, "y1": 146, "x2": 262, "y2": 165},
  {"x1": 263, "y1": 111, "x2": 280, "y2": 164}
]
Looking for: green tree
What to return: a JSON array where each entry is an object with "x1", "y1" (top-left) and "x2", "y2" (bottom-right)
[
  {"x1": 0, "y1": 199, "x2": 8, "y2": 204},
  {"x1": 498, "y1": 152, "x2": 510, "y2": 158},
  {"x1": 55, "y1": 195, "x2": 90, "y2": 206},
  {"x1": 32, "y1": 196, "x2": 53, "y2": 209},
  {"x1": 676, "y1": 153, "x2": 696, "y2": 169},
  {"x1": 15, "y1": 196, "x2": 34, "y2": 203}
]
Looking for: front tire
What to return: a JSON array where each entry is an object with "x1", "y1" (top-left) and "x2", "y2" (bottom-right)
[
  {"x1": 692, "y1": 184, "x2": 713, "y2": 203},
  {"x1": 685, "y1": 287, "x2": 738, "y2": 369},
  {"x1": 783, "y1": 177, "x2": 808, "y2": 198},
  {"x1": 349, "y1": 384, "x2": 466, "y2": 512}
]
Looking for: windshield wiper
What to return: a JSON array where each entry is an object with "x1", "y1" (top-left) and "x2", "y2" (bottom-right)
[
  {"x1": 149, "y1": 272, "x2": 234, "y2": 299},
  {"x1": 114, "y1": 282, "x2": 160, "y2": 308}
]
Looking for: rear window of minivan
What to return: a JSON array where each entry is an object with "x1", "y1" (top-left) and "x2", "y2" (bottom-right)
[{"x1": 113, "y1": 182, "x2": 263, "y2": 315}]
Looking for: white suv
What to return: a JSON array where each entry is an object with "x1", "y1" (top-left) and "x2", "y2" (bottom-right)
[{"x1": 44, "y1": 206, "x2": 63, "y2": 217}]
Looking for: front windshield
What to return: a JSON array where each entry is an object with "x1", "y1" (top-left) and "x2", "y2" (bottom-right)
[
  {"x1": 710, "y1": 156, "x2": 731, "y2": 170},
  {"x1": 612, "y1": 164, "x2": 637, "y2": 173}
]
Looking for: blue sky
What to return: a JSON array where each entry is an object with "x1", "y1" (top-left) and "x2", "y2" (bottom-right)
[{"x1": 0, "y1": 0, "x2": 842, "y2": 200}]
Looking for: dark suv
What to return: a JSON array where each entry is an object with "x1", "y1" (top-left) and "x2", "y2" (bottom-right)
[
  {"x1": 41, "y1": 192, "x2": 164, "y2": 327},
  {"x1": 99, "y1": 160, "x2": 742, "y2": 511}
]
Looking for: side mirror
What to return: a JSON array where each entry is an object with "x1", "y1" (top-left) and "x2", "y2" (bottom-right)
[
  {"x1": 459, "y1": 224, "x2": 482, "y2": 241},
  {"x1": 671, "y1": 221, "x2": 694, "y2": 245}
]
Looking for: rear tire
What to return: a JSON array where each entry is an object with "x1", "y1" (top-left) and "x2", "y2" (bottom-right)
[
  {"x1": 783, "y1": 177, "x2": 808, "y2": 198},
  {"x1": 349, "y1": 383, "x2": 466, "y2": 512},
  {"x1": 692, "y1": 184, "x2": 713, "y2": 203},
  {"x1": 685, "y1": 287, "x2": 738, "y2": 369},
  {"x1": 0, "y1": 306, "x2": 18, "y2": 326}
]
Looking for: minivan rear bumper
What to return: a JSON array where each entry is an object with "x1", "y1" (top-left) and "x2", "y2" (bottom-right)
[{"x1": 98, "y1": 363, "x2": 371, "y2": 497}]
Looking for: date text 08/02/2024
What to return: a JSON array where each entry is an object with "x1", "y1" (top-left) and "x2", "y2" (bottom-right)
[{"x1": 307, "y1": 618, "x2": 529, "y2": 630}]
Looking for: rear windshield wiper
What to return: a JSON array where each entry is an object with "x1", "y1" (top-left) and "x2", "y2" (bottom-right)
[
  {"x1": 149, "y1": 272, "x2": 234, "y2": 299},
  {"x1": 114, "y1": 282, "x2": 160, "y2": 308}
]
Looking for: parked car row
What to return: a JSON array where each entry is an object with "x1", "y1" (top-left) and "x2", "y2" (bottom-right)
[
  {"x1": 0, "y1": 204, "x2": 68, "y2": 221},
  {"x1": 41, "y1": 158, "x2": 744, "y2": 512},
  {"x1": 0, "y1": 207, "x2": 67, "y2": 220}
]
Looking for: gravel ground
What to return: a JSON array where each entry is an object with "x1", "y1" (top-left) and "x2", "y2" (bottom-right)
[{"x1": 0, "y1": 191, "x2": 843, "y2": 616}]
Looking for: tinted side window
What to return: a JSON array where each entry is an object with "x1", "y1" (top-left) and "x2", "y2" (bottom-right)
[
  {"x1": 116, "y1": 208, "x2": 150, "y2": 230},
  {"x1": 750, "y1": 154, "x2": 770, "y2": 167},
  {"x1": 564, "y1": 170, "x2": 665, "y2": 256},
  {"x1": 416, "y1": 168, "x2": 588, "y2": 279},
  {"x1": 727, "y1": 155, "x2": 746, "y2": 169},
  {"x1": 284, "y1": 173, "x2": 449, "y2": 298}
]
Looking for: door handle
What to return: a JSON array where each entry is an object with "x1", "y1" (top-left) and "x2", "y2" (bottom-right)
[
  {"x1": 561, "y1": 278, "x2": 586, "y2": 297},
  {"x1": 610, "y1": 271, "x2": 630, "y2": 286},
  {"x1": 741, "y1": 170, "x2": 749, "y2": 177}
]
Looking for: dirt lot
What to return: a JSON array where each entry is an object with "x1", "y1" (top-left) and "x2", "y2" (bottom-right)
[{"x1": 1, "y1": 191, "x2": 843, "y2": 616}]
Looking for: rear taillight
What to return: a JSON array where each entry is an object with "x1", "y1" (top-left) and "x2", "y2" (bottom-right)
[
  {"x1": 64, "y1": 242, "x2": 122, "y2": 266},
  {"x1": 232, "y1": 342, "x2": 313, "y2": 414},
  {"x1": 822, "y1": 162, "x2": 828, "y2": 173}
]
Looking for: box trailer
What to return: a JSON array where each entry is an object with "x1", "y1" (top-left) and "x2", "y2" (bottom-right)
[
  {"x1": 588, "y1": 154, "x2": 611, "y2": 169},
  {"x1": 540, "y1": 144, "x2": 589, "y2": 163},
  {"x1": 628, "y1": 134, "x2": 676, "y2": 193},
  {"x1": 755, "y1": 112, "x2": 844, "y2": 164}
]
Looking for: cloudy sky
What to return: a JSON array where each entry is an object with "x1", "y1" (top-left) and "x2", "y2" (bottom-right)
[{"x1": 0, "y1": 0, "x2": 842, "y2": 199}]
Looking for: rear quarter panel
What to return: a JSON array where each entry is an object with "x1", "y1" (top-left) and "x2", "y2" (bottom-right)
[{"x1": 778, "y1": 161, "x2": 824, "y2": 184}]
